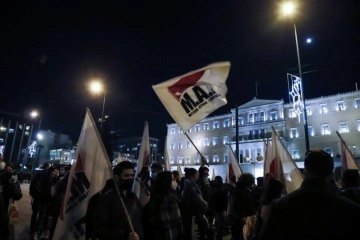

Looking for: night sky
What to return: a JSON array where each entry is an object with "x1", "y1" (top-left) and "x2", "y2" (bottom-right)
[{"x1": 1, "y1": 0, "x2": 359, "y2": 148}]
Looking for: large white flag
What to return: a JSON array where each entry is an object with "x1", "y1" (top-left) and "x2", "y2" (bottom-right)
[
  {"x1": 152, "y1": 62, "x2": 231, "y2": 131},
  {"x1": 228, "y1": 146, "x2": 242, "y2": 183},
  {"x1": 164, "y1": 136, "x2": 171, "y2": 171},
  {"x1": 53, "y1": 109, "x2": 113, "y2": 240},
  {"x1": 268, "y1": 128, "x2": 303, "y2": 193},
  {"x1": 132, "y1": 121, "x2": 151, "y2": 207},
  {"x1": 336, "y1": 131, "x2": 359, "y2": 175},
  {"x1": 177, "y1": 164, "x2": 183, "y2": 179}
]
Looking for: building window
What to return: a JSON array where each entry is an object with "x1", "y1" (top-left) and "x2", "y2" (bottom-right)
[
  {"x1": 321, "y1": 124, "x2": 331, "y2": 135},
  {"x1": 177, "y1": 157, "x2": 184, "y2": 164},
  {"x1": 195, "y1": 124, "x2": 200, "y2": 132},
  {"x1": 213, "y1": 155, "x2": 219, "y2": 163},
  {"x1": 186, "y1": 141, "x2": 191, "y2": 148},
  {"x1": 324, "y1": 147, "x2": 333, "y2": 157},
  {"x1": 248, "y1": 113, "x2": 254, "y2": 123},
  {"x1": 195, "y1": 156, "x2": 200, "y2": 164},
  {"x1": 213, "y1": 137, "x2": 218, "y2": 146},
  {"x1": 289, "y1": 109, "x2": 296, "y2": 118},
  {"x1": 196, "y1": 138, "x2": 201, "y2": 147},
  {"x1": 290, "y1": 128, "x2": 298, "y2": 138},
  {"x1": 170, "y1": 142, "x2": 175, "y2": 150},
  {"x1": 171, "y1": 128, "x2": 176, "y2": 135},
  {"x1": 337, "y1": 101, "x2": 345, "y2": 111},
  {"x1": 187, "y1": 128, "x2": 192, "y2": 133},
  {"x1": 306, "y1": 107, "x2": 312, "y2": 115},
  {"x1": 260, "y1": 129, "x2": 265, "y2": 138},
  {"x1": 185, "y1": 156, "x2": 191, "y2": 164},
  {"x1": 213, "y1": 121, "x2": 219, "y2": 129},
  {"x1": 254, "y1": 112, "x2": 259, "y2": 122},
  {"x1": 178, "y1": 141, "x2": 183, "y2": 149},
  {"x1": 320, "y1": 104, "x2": 328, "y2": 114},
  {"x1": 358, "y1": 120, "x2": 360, "y2": 131},
  {"x1": 292, "y1": 150, "x2": 300, "y2": 159},
  {"x1": 204, "y1": 138, "x2": 210, "y2": 146},
  {"x1": 355, "y1": 98, "x2": 360, "y2": 108},
  {"x1": 205, "y1": 155, "x2": 209, "y2": 163},
  {"x1": 308, "y1": 126, "x2": 314, "y2": 136},
  {"x1": 170, "y1": 157, "x2": 174, "y2": 164},
  {"x1": 224, "y1": 155, "x2": 229, "y2": 163},
  {"x1": 260, "y1": 111, "x2": 265, "y2": 121},
  {"x1": 204, "y1": 123, "x2": 209, "y2": 130},
  {"x1": 339, "y1": 122, "x2": 348, "y2": 133},
  {"x1": 223, "y1": 136, "x2": 229, "y2": 145},
  {"x1": 239, "y1": 117, "x2": 244, "y2": 125},
  {"x1": 270, "y1": 111, "x2": 277, "y2": 120},
  {"x1": 223, "y1": 119, "x2": 230, "y2": 128}
]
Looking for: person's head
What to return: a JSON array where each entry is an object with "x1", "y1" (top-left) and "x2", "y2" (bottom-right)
[
  {"x1": 48, "y1": 166, "x2": 59, "y2": 178},
  {"x1": 4, "y1": 163, "x2": 14, "y2": 173},
  {"x1": 150, "y1": 162, "x2": 164, "y2": 179},
  {"x1": 257, "y1": 177, "x2": 264, "y2": 186},
  {"x1": 59, "y1": 165, "x2": 67, "y2": 176},
  {"x1": 198, "y1": 166, "x2": 209, "y2": 183},
  {"x1": 113, "y1": 161, "x2": 135, "y2": 191},
  {"x1": 342, "y1": 169, "x2": 360, "y2": 188},
  {"x1": 172, "y1": 170, "x2": 179, "y2": 181},
  {"x1": 43, "y1": 163, "x2": 50, "y2": 171},
  {"x1": 237, "y1": 173, "x2": 255, "y2": 189},
  {"x1": 261, "y1": 178, "x2": 284, "y2": 205},
  {"x1": 184, "y1": 168, "x2": 198, "y2": 182},
  {"x1": 152, "y1": 171, "x2": 172, "y2": 195},
  {"x1": 0, "y1": 156, "x2": 5, "y2": 170},
  {"x1": 304, "y1": 149, "x2": 334, "y2": 180}
]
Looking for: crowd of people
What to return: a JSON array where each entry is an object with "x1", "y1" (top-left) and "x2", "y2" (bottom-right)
[{"x1": 0, "y1": 149, "x2": 360, "y2": 240}]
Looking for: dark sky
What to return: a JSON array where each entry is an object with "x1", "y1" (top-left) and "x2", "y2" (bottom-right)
[{"x1": 1, "y1": 0, "x2": 359, "y2": 147}]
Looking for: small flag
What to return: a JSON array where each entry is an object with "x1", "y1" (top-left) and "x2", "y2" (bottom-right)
[
  {"x1": 132, "y1": 121, "x2": 151, "y2": 207},
  {"x1": 228, "y1": 146, "x2": 242, "y2": 183},
  {"x1": 336, "y1": 131, "x2": 359, "y2": 175},
  {"x1": 152, "y1": 62, "x2": 230, "y2": 132},
  {"x1": 177, "y1": 164, "x2": 183, "y2": 179},
  {"x1": 211, "y1": 168, "x2": 216, "y2": 181},
  {"x1": 53, "y1": 109, "x2": 113, "y2": 240},
  {"x1": 164, "y1": 136, "x2": 171, "y2": 171}
]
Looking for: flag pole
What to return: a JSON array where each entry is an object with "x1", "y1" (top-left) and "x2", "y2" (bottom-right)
[
  {"x1": 113, "y1": 180, "x2": 135, "y2": 232},
  {"x1": 184, "y1": 132, "x2": 209, "y2": 166}
]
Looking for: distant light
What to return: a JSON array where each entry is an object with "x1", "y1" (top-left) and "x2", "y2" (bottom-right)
[
  {"x1": 306, "y1": 38, "x2": 312, "y2": 44},
  {"x1": 30, "y1": 110, "x2": 39, "y2": 118},
  {"x1": 281, "y1": 1, "x2": 296, "y2": 16},
  {"x1": 37, "y1": 133, "x2": 44, "y2": 140},
  {"x1": 89, "y1": 80, "x2": 104, "y2": 94}
]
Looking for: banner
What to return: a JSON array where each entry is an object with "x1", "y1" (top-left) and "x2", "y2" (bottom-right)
[
  {"x1": 132, "y1": 121, "x2": 151, "y2": 207},
  {"x1": 337, "y1": 131, "x2": 359, "y2": 175},
  {"x1": 228, "y1": 146, "x2": 242, "y2": 182},
  {"x1": 152, "y1": 61, "x2": 230, "y2": 131},
  {"x1": 53, "y1": 109, "x2": 113, "y2": 240}
]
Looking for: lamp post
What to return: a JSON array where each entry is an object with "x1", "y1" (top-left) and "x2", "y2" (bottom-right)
[
  {"x1": 89, "y1": 80, "x2": 106, "y2": 132},
  {"x1": 280, "y1": 1, "x2": 310, "y2": 152}
]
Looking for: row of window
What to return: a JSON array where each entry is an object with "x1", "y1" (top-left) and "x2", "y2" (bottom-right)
[
  {"x1": 169, "y1": 136, "x2": 230, "y2": 149},
  {"x1": 170, "y1": 155, "x2": 229, "y2": 164},
  {"x1": 292, "y1": 147, "x2": 337, "y2": 160},
  {"x1": 289, "y1": 98, "x2": 360, "y2": 118},
  {"x1": 170, "y1": 119, "x2": 231, "y2": 135},
  {"x1": 290, "y1": 120, "x2": 360, "y2": 138}
]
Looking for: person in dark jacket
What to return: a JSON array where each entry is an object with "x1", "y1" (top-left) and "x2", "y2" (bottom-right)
[
  {"x1": 212, "y1": 176, "x2": 228, "y2": 240},
  {"x1": 86, "y1": 161, "x2": 142, "y2": 240},
  {"x1": 0, "y1": 161, "x2": 10, "y2": 240},
  {"x1": 259, "y1": 149, "x2": 360, "y2": 240},
  {"x1": 143, "y1": 171, "x2": 183, "y2": 240},
  {"x1": 341, "y1": 169, "x2": 360, "y2": 205},
  {"x1": 181, "y1": 167, "x2": 208, "y2": 240}
]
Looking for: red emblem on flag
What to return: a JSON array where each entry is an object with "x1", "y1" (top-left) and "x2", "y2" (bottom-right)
[{"x1": 167, "y1": 70, "x2": 205, "y2": 101}]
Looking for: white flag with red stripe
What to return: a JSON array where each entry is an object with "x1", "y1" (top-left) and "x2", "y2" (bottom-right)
[
  {"x1": 53, "y1": 109, "x2": 113, "y2": 240},
  {"x1": 266, "y1": 128, "x2": 303, "y2": 193},
  {"x1": 132, "y1": 121, "x2": 151, "y2": 207},
  {"x1": 152, "y1": 62, "x2": 231, "y2": 132},
  {"x1": 164, "y1": 136, "x2": 171, "y2": 171},
  {"x1": 227, "y1": 146, "x2": 242, "y2": 183}
]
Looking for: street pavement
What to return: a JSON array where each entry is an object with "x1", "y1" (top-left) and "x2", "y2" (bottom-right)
[{"x1": 14, "y1": 183, "x2": 232, "y2": 240}]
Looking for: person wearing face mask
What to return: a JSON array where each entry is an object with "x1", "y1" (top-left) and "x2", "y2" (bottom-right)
[{"x1": 86, "y1": 161, "x2": 142, "y2": 240}]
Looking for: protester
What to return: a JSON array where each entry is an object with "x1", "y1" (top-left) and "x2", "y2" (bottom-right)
[
  {"x1": 341, "y1": 169, "x2": 360, "y2": 205},
  {"x1": 143, "y1": 171, "x2": 183, "y2": 240},
  {"x1": 86, "y1": 160, "x2": 142, "y2": 240},
  {"x1": 212, "y1": 176, "x2": 228, "y2": 240},
  {"x1": 181, "y1": 167, "x2": 208, "y2": 240},
  {"x1": 259, "y1": 149, "x2": 360, "y2": 240}
]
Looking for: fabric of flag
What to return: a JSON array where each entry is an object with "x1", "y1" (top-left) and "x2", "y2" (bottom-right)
[
  {"x1": 132, "y1": 121, "x2": 151, "y2": 207},
  {"x1": 228, "y1": 147, "x2": 242, "y2": 182},
  {"x1": 117, "y1": 153, "x2": 125, "y2": 163},
  {"x1": 339, "y1": 134, "x2": 359, "y2": 175},
  {"x1": 177, "y1": 164, "x2": 183, "y2": 179},
  {"x1": 152, "y1": 61, "x2": 231, "y2": 132},
  {"x1": 263, "y1": 138, "x2": 272, "y2": 176},
  {"x1": 53, "y1": 109, "x2": 113, "y2": 240},
  {"x1": 211, "y1": 168, "x2": 216, "y2": 181},
  {"x1": 164, "y1": 136, "x2": 171, "y2": 171},
  {"x1": 268, "y1": 128, "x2": 303, "y2": 193}
]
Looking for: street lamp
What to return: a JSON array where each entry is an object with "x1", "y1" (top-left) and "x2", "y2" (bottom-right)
[
  {"x1": 30, "y1": 110, "x2": 42, "y2": 130},
  {"x1": 89, "y1": 80, "x2": 106, "y2": 132},
  {"x1": 280, "y1": 1, "x2": 310, "y2": 152}
]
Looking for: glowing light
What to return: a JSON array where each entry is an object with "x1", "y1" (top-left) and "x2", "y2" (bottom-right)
[
  {"x1": 30, "y1": 110, "x2": 39, "y2": 118},
  {"x1": 281, "y1": 1, "x2": 296, "y2": 16},
  {"x1": 37, "y1": 133, "x2": 44, "y2": 140},
  {"x1": 306, "y1": 38, "x2": 312, "y2": 44},
  {"x1": 89, "y1": 80, "x2": 104, "y2": 94}
]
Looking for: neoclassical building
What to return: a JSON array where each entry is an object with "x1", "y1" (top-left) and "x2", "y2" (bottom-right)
[{"x1": 166, "y1": 90, "x2": 360, "y2": 170}]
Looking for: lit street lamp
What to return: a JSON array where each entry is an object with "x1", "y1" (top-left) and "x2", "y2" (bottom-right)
[
  {"x1": 89, "y1": 80, "x2": 106, "y2": 132},
  {"x1": 280, "y1": 1, "x2": 310, "y2": 152}
]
